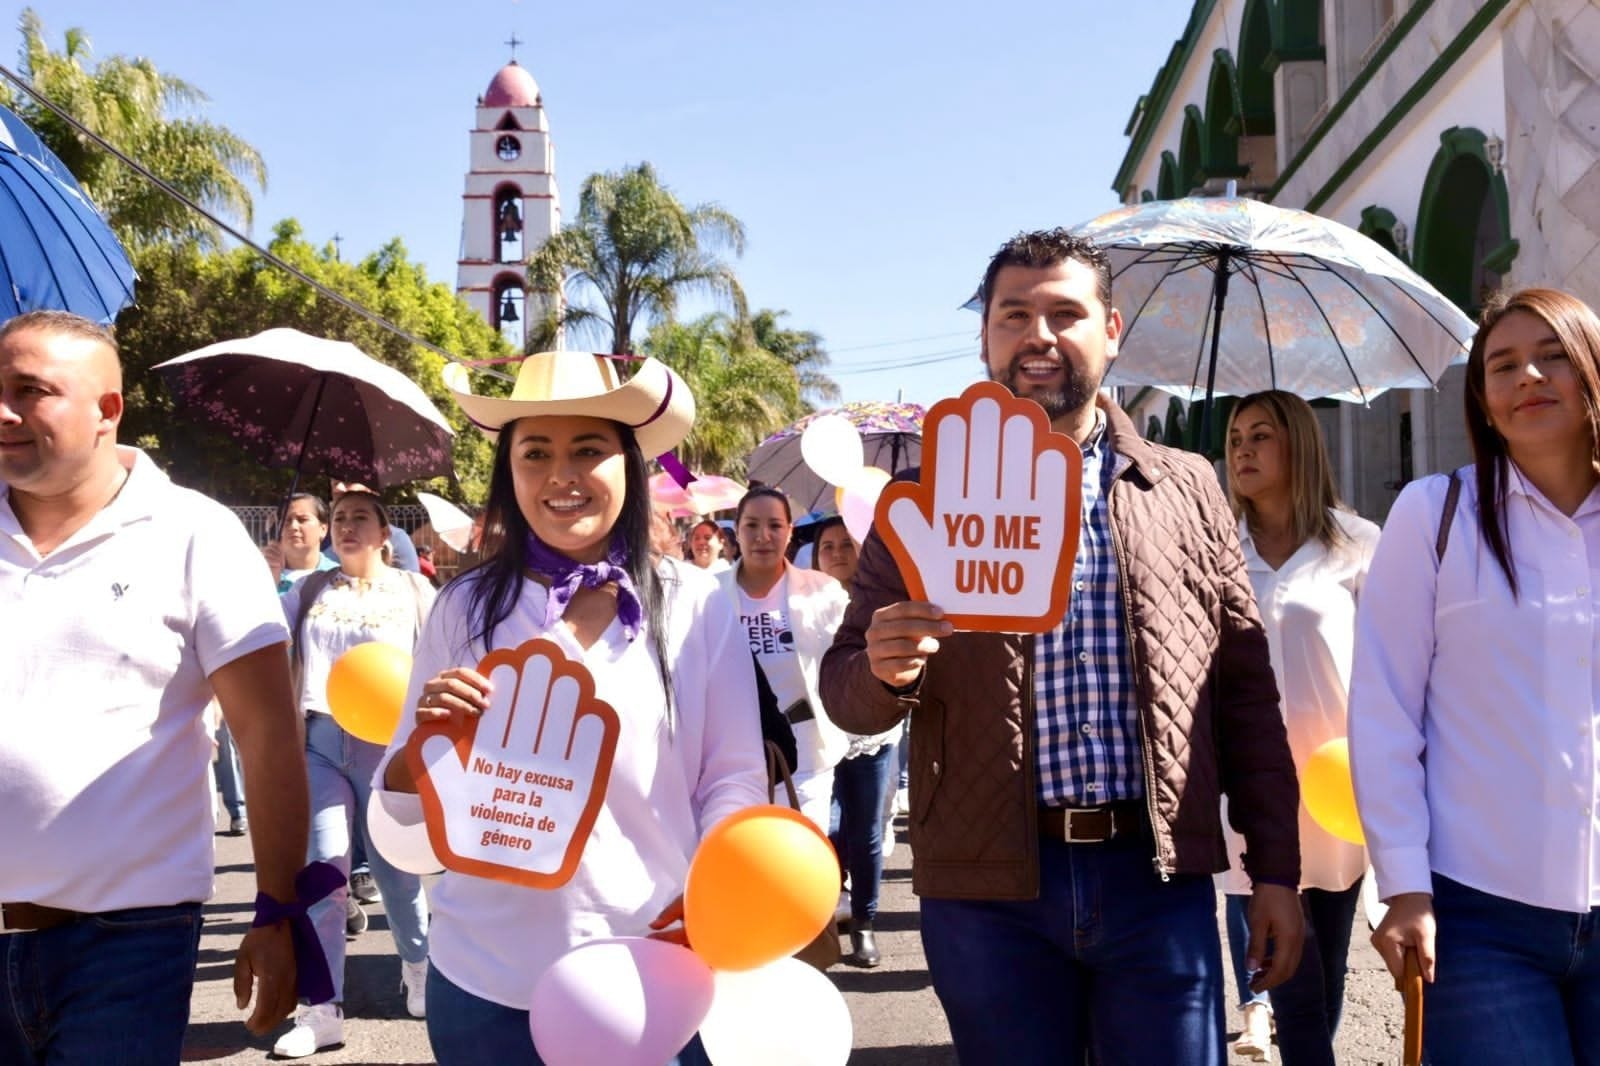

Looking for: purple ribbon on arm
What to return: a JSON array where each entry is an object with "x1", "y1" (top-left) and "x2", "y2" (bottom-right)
[
  {"x1": 526, "y1": 531, "x2": 644, "y2": 642},
  {"x1": 251, "y1": 860, "x2": 346, "y2": 1005}
]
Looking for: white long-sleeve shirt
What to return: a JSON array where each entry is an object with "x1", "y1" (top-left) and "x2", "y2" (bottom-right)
[
  {"x1": 374, "y1": 558, "x2": 768, "y2": 1007},
  {"x1": 1219, "y1": 509, "x2": 1378, "y2": 894},
  {"x1": 1350, "y1": 465, "x2": 1600, "y2": 912}
]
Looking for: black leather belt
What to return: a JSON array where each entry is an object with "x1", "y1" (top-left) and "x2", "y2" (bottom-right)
[
  {"x1": 0, "y1": 902, "x2": 83, "y2": 934},
  {"x1": 1038, "y1": 801, "x2": 1147, "y2": 843}
]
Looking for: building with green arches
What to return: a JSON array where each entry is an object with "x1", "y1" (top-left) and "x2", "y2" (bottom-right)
[{"x1": 1109, "y1": 0, "x2": 1597, "y2": 519}]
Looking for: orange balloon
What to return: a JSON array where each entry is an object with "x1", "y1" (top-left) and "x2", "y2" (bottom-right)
[
  {"x1": 325, "y1": 642, "x2": 412, "y2": 745},
  {"x1": 1302, "y1": 737, "x2": 1365, "y2": 845},
  {"x1": 684, "y1": 805, "x2": 840, "y2": 972}
]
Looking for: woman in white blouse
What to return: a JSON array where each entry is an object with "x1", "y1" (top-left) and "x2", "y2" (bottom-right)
[
  {"x1": 272, "y1": 490, "x2": 436, "y2": 1059},
  {"x1": 1350, "y1": 288, "x2": 1600, "y2": 1063},
  {"x1": 377, "y1": 353, "x2": 766, "y2": 1066},
  {"x1": 1223, "y1": 390, "x2": 1379, "y2": 1066},
  {"x1": 718, "y1": 487, "x2": 851, "y2": 836}
]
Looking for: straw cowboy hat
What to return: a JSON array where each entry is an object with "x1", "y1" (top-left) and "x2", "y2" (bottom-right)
[{"x1": 449, "y1": 352, "x2": 694, "y2": 458}]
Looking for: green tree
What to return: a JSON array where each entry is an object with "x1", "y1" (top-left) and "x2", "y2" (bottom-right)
[
  {"x1": 748, "y1": 308, "x2": 839, "y2": 410},
  {"x1": 642, "y1": 313, "x2": 798, "y2": 478},
  {"x1": 115, "y1": 220, "x2": 511, "y2": 504},
  {"x1": 527, "y1": 162, "x2": 745, "y2": 354},
  {"x1": 4, "y1": 9, "x2": 266, "y2": 249}
]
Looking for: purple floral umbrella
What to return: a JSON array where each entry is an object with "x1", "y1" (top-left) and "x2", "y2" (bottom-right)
[
  {"x1": 154, "y1": 328, "x2": 455, "y2": 491},
  {"x1": 747, "y1": 401, "x2": 924, "y2": 514}
]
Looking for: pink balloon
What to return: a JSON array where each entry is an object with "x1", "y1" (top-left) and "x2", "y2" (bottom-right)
[
  {"x1": 530, "y1": 937, "x2": 715, "y2": 1066},
  {"x1": 840, "y1": 467, "x2": 891, "y2": 544}
]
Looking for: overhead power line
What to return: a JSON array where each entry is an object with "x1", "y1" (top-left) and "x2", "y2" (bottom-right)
[
  {"x1": 829, "y1": 329, "x2": 975, "y2": 354},
  {"x1": 834, "y1": 347, "x2": 976, "y2": 375},
  {"x1": 0, "y1": 64, "x2": 512, "y2": 382}
]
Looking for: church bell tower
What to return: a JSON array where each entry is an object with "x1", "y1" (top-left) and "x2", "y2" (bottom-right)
[{"x1": 456, "y1": 41, "x2": 560, "y2": 352}]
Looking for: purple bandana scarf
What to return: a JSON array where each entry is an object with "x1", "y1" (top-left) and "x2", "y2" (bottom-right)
[{"x1": 526, "y1": 531, "x2": 643, "y2": 641}]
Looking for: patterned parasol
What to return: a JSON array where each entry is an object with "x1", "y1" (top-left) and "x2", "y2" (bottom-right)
[
  {"x1": 154, "y1": 328, "x2": 455, "y2": 490},
  {"x1": 746, "y1": 402, "x2": 925, "y2": 514}
]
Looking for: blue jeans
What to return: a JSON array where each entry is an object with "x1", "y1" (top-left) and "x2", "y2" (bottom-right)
[
  {"x1": 305, "y1": 713, "x2": 429, "y2": 1002},
  {"x1": 829, "y1": 745, "x2": 894, "y2": 925},
  {"x1": 425, "y1": 963, "x2": 713, "y2": 1065},
  {"x1": 1424, "y1": 874, "x2": 1600, "y2": 1065},
  {"x1": 1268, "y1": 877, "x2": 1361, "y2": 1066},
  {"x1": 1225, "y1": 893, "x2": 1271, "y2": 1010},
  {"x1": 0, "y1": 902, "x2": 202, "y2": 1065},
  {"x1": 213, "y1": 720, "x2": 245, "y2": 820},
  {"x1": 920, "y1": 833, "x2": 1224, "y2": 1065}
]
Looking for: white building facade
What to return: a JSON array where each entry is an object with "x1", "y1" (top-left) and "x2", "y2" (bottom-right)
[
  {"x1": 456, "y1": 60, "x2": 561, "y2": 353},
  {"x1": 1112, "y1": 0, "x2": 1600, "y2": 519}
]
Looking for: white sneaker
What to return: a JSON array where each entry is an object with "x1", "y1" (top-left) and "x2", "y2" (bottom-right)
[
  {"x1": 893, "y1": 787, "x2": 909, "y2": 816},
  {"x1": 880, "y1": 819, "x2": 897, "y2": 859},
  {"x1": 401, "y1": 958, "x2": 428, "y2": 1018},
  {"x1": 1233, "y1": 1001, "x2": 1273, "y2": 1062},
  {"x1": 271, "y1": 1003, "x2": 343, "y2": 1058}
]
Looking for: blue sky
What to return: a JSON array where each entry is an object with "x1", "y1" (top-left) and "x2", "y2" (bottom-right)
[{"x1": 12, "y1": 0, "x2": 1193, "y2": 407}]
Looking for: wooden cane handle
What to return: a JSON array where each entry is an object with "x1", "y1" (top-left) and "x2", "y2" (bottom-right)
[{"x1": 1398, "y1": 945, "x2": 1424, "y2": 1066}]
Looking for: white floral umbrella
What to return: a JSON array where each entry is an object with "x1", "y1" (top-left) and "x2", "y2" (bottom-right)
[{"x1": 1074, "y1": 195, "x2": 1475, "y2": 438}]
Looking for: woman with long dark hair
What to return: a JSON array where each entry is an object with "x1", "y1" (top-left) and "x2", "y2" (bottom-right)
[
  {"x1": 375, "y1": 353, "x2": 766, "y2": 1065},
  {"x1": 1351, "y1": 288, "x2": 1600, "y2": 1063}
]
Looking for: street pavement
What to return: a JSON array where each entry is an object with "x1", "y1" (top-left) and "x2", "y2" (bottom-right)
[{"x1": 186, "y1": 814, "x2": 1405, "y2": 1064}]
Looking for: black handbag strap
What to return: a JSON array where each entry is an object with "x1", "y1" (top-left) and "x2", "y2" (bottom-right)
[{"x1": 1436, "y1": 472, "x2": 1462, "y2": 563}]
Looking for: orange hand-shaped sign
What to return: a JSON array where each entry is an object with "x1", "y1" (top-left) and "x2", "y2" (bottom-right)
[
  {"x1": 405, "y1": 638, "x2": 619, "y2": 889},
  {"x1": 876, "y1": 381, "x2": 1083, "y2": 633}
]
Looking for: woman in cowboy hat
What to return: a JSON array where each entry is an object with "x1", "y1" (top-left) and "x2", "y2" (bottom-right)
[{"x1": 374, "y1": 352, "x2": 767, "y2": 1065}]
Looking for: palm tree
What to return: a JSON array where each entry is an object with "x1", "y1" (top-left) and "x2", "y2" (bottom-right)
[
  {"x1": 6, "y1": 9, "x2": 266, "y2": 249},
  {"x1": 527, "y1": 162, "x2": 745, "y2": 354},
  {"x1": 643, "y1": 313, "x2": 798, "y2": 477},
  {"x1": 749, "y1": 308, "x2": 840, "y2": 410}
]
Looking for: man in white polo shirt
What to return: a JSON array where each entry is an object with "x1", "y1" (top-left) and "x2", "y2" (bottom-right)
[{"x1": 0, "y1": 311, "x2": 310, "y2": 1064}]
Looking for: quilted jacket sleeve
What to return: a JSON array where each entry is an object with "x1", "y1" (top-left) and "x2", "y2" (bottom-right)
[
  {"x1": 1199, "y1": 458, "x2": 1302, "y2": 885},
  {"x1": 820, "y1": 483, "x2": 919, "y2": 737}
]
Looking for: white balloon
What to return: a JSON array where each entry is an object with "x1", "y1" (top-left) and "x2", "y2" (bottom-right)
[
  {"x1": 440, "y1": 361, "x2": 471, "y2": 394},
  {"x1": 698, "y1": 957, "x2": 852, "y2": 1066},
  {"x1": 417, "y1": 491, "x2": 474, "y2": 552},
  {"x1": 799, "y1": 415, "x2": 865, "y2": 488},
  {"x1": 839, "y1": 467, "x2": 891, "y2": 545},
  {"x1": 365, "y1": 789, "x2": 444, "y2": 876}
]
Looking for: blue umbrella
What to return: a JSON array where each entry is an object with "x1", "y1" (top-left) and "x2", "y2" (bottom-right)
[{"x1": 0, "y1": 102, "x2": 135, "y2": 324}]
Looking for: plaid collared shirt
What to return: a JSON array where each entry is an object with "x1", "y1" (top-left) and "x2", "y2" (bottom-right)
[{"x1": 1033, "y1": 411, "x2": 1144, "y2": 806}]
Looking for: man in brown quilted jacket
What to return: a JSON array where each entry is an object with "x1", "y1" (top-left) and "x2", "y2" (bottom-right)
[{"x1": 820, "y1": 229, "x2": 1303, "y2": 1065}]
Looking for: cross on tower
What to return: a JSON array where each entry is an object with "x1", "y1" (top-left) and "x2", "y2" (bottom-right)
[{"x1": 505, "y1": 32, "x2": 522, "y2": 61}]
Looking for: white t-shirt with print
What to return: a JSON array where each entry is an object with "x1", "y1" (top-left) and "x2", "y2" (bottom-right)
[
  {"x1": 0, "y1": 449, "x2": 289, "y2": 912},
  {"x1": 738, "y1": 580, "x2": 808, "y2": 719}
]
